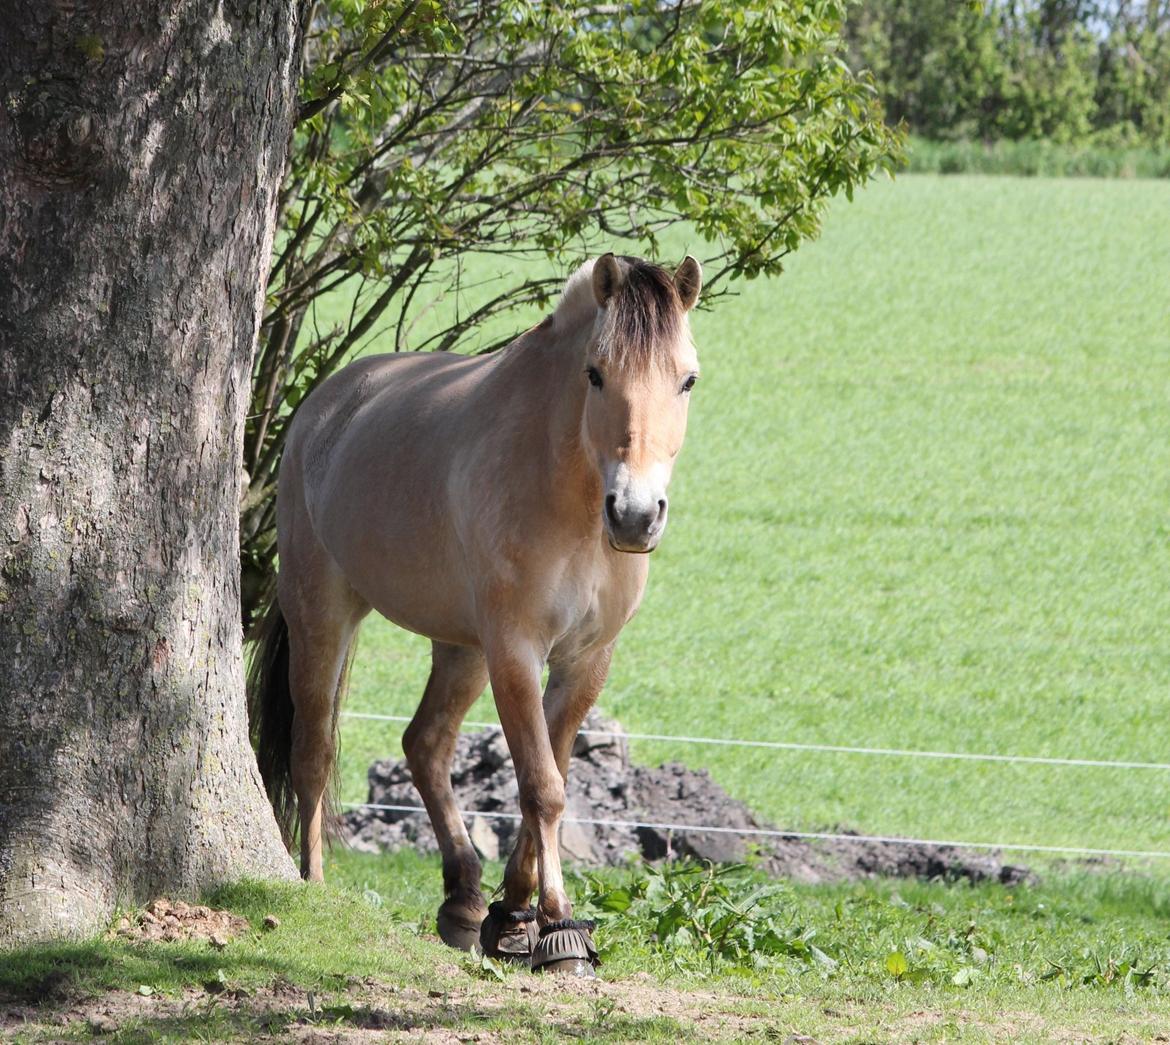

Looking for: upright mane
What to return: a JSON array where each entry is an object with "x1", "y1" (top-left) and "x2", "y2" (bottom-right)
[{"x1": 552, "y1": 256, "x2": 687, "y2": 370}]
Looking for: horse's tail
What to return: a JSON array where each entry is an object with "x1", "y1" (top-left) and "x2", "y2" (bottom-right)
[{"x1": 247, "y1": 593, "x2": 298, "y2": 847}]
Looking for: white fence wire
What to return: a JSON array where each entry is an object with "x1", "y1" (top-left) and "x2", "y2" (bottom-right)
[
  {"x1": 339, "y1": 801, "x2": 1170, "y2": 861},
  {"x1": 341, "y1": 710, "x2": 1170, "y2": 772},
  {"x1": 339, "y1": 710, "x2": 1170, "y2": 861}
]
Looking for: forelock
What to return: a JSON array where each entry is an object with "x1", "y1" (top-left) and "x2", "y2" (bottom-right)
[{"x1": 595, "y1": 258, "x2": 687, "y2": 371}]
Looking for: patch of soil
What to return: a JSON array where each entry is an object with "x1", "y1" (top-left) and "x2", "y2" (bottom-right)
[
  {"x1": 109, "y1": 898, "x2": 249, "y2": 944},
  {"x1": 343, "y1": 713, "x2": 1034, "y2": 886},
  {"x1": 2, "y1": 973, "x2": 1156, "y2": 1044}
]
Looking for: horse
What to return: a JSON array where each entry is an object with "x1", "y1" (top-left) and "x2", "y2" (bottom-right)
[{"x1": 248, "y1": 252, "x2": 702, "y2": 974}]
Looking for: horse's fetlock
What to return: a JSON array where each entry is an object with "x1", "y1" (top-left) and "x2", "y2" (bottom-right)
[
  {"x1": 442, "y1": 848, "x2": 483, "y2": 896},
  {"x1": 537, "y1": 891, "x2": 572, "y2": 924}
]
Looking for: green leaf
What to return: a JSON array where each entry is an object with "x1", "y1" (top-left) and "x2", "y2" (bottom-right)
[
  {"x1": 952, "y1": 966, "x2": 976, "y2": 987},
  {"x1": 885, "y1": 951, "x2": 909, "y2": 978},
  {"x1": 478, "y1": 954, "x2": 505, "y2": 982}
]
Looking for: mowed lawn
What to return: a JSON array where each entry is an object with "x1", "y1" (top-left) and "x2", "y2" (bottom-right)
[{"x1": 336, "y1": 175, "x2": 1170, "y2": 863}]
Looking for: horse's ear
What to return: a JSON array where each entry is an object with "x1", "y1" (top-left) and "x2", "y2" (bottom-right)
[
  {"x1": 674, "y1": 256, "x2": 702, "y2": 311},
  {"x1": 592, "y1": 252, "x2": 623, "y2": 308}
]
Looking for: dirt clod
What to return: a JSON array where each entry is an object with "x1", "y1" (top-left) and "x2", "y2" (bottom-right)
[
  {"x1": 343, "y1": 712, "x2": 1035, "y2": 886},
  {"x1": 263, "y1": 914, "x2": 281, "y2": 930},
  {"x1": 109, "y1": 898, "x2": 249, "y2": 944},
  {"x1": 88, "y1": 1015, "x2": 117, "y2": 1035}
]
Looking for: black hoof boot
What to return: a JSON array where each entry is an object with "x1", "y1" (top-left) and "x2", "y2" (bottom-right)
[
  {"x1": 530, "y1": 919, "x2": 599, "y2": 977},
  {"x1": 479, "y1": 902, "x2": 539, "y2": 963}
]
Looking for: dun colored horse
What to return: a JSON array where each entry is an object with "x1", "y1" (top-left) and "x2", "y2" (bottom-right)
[{"x1": 249, "y1": 253, "x2": 702, "y2": 974}]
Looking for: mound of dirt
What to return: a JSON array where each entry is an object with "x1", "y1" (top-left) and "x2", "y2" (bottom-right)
[
  {"x1": 342, "y1": 713, "x2": 1033, "y2": 886},
  {"x1": 109, "y1": 898, "x2": 249, "y2": 944}
]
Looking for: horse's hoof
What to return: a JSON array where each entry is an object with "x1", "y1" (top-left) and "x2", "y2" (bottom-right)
[
  {"x1": 530, "y1": 920, "x2": 599, "y2": 976},
  {"x1": 479, "y1": 901, "x2": 538, "y2": 963},
  {"x1": 437, "y1": 897, "x2": 488, "y2": 952}
]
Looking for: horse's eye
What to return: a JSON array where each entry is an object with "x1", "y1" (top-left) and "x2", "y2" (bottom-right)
[
  {"x1": 681, "y1": 374, "x2": 697, "y2": 393},
  {"x1": 586, "y1": 366, "x2": 604, "y2": 390}
]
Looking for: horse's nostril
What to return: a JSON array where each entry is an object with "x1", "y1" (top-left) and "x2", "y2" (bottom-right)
[
  {"x1": 656, "y1": 498, "x2": 667, "y2": 520},
  {"x1": 605, "y1": 494, "x2": 618, "y2": 525}
]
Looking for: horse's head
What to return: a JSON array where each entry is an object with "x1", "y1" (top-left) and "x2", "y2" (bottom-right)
[{"x1": 582, "y1": 253, "x2": 702, "y2": 554}]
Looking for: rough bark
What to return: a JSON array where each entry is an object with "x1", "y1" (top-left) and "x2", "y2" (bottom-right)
[{"x1": 0, "y1": 1, "x2": 303, "y2": 945}]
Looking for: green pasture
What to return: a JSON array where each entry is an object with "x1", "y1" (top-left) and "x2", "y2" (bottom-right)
[
  {"x1": 336, "y1": 174, "x2": 1170, "y2": 865},
  {"x1": 7, "y1": 853, "x2": 1170, "y2": 1041}
]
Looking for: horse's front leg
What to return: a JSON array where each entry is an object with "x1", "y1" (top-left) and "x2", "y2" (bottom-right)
[{"x1": 484, "y1": 642, "x2": 611, "y2": 974}]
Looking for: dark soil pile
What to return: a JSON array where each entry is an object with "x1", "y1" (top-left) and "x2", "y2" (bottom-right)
[{"x1": 342, "y1": 713, "x2": 1033, "y2": 886}]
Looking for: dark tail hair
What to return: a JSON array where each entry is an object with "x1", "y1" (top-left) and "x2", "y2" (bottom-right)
[
  {"x1": 247, "y1": 595, "x2": 298, "y2": 847},
  {"x1": 246, "y1": 592, "x2": 355, "y2": 849}
]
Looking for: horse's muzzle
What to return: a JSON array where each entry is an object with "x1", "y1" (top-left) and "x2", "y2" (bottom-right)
[{"x1": 604, "y1": 493, "x2": 666, "y2": 553}]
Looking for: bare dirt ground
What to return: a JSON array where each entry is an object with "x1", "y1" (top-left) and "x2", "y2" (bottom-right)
[{"x1": 4, "y1": 967, "x2": 1167, "y2": 1044}]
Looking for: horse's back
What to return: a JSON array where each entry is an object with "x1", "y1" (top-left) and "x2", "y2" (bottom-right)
[{"x1": 288, "y1": 351, "x2": 485, "y2": 487}]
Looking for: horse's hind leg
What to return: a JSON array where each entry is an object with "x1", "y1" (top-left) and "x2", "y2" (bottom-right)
[
  {"x1": 280, "y1": 561, "x2": 366, "y2": 882},
  {"x1": 402, "y1": 641, "x2": 490, "y2": 951}
]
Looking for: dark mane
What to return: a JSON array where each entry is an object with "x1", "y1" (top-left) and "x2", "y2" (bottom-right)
[{"x1": 595, "y1": 257, "x2": 686, "y2": 370}]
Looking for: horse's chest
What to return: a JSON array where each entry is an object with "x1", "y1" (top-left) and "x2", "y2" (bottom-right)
[{"x1": 549, "y1": 556, "x2": 647, "y2": 656}]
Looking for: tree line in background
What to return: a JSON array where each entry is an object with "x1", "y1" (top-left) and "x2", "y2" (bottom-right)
[{"x1": 846, "y1": 0, "x2": 1170, "y2": 146}]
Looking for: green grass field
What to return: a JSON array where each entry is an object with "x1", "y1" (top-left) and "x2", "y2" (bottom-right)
[{"x1": 340, "y1": 175, "x2": 1170, "y2": 864}]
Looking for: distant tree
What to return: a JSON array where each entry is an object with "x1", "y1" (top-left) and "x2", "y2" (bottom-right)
[
  {"x1": 239, "y1": 0, "x2": 903, "y2": 620},
  {"x1": 1093, "y1": 1, "x2": 1170, "y2": 143},
  {"x1": 843, "y1": 0, "x2": 1169, "y2": 145}
]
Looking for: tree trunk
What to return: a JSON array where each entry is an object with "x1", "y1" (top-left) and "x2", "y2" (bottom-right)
[{"x1": 0, "y1": 1, "x2": 303, "y2": 945}]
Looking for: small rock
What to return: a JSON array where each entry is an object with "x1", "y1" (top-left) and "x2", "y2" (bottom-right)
[
  {"x1": 467, "y1": 816, "x2": 498, "y2": 862},
  {"x1": 558, "y1": 805, "x2": 595, "y2": 864},
  {"x1": 263, "y1": 914, "x2": 281, "y2": 930},
  {"x1": 89, "y1": 1015, "x2": 118, "y2": 1035},
  {"x1": 208, "y1": 933, "x2": 228, "y2": 950}
]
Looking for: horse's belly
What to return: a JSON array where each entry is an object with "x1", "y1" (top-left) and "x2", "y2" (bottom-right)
[{"x1": 327, "y1": 523, "x2": 480, "y2": 647}]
